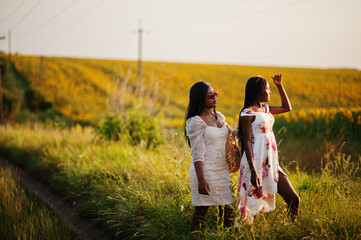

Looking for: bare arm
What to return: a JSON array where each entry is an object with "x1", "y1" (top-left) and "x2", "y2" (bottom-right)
[
  {"x1": 194, "y1": 161, "x2": 210, "y2": 195},
  {"x1": 269, "y1": 73, "x2": 292, "y2": 115},
  {"x1": 241, "y1": 116, "x2": 260, "y2": 188}
]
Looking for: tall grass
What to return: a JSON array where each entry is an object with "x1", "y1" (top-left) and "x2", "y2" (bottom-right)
[
  {"x1": 0, "y1": 124, "x2": 360, "y2": 239},
  {"x1": 0, "y1": 163, "x2": 78, "y2": 240},
  {"x1": 275, "y1": 107, "x2": 361, "y2": 142},
  {"x1": 273, "y1": 107, "x2": 361, "y2": 172}
]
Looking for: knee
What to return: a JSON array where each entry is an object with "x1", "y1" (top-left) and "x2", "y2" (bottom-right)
[
  {"x1": 285, "y1": 192, "x2": 300, "y2": 208},
  {"x1": 291, "y1": 194, "x2": 300, "y2": 208}
]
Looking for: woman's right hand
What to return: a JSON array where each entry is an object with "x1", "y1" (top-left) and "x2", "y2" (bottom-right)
[
  {"x1": 250, "y1": 170, "x2": 260, "y2": 188},
  {"x1": 198, "y1": 178, "x2": 210, "y2": 195},
  {"x1": 271, "y1": 72, "x2": 283, "y2": 86}
]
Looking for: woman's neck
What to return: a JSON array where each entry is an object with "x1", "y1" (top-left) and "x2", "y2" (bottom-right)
[
  {"x1": 249, "y1": 100, "x2": 264, "y2": 112},
  {"x1": 200, "y1": 107, "x2": 213, "y2": 116},
  {"x1": 253, "y1": 100, "x2": 262, "y2": 108}
]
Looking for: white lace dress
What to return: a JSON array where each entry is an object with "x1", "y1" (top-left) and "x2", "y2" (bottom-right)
[{"x1": 186, "y1": 112, "x2": 234, "y2": 206}]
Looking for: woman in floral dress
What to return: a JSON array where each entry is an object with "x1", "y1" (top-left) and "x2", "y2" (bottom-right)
[{"x1": 237, "y1": 73, "x2": 300, "y2": 222}]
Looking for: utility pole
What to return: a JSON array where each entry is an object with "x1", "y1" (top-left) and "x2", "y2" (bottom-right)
[
  {"x1": 136, "y1": 19, "x2": 143, "y2": 98},
  {"x1": 8, "y1": 30, "x2": 11, "y2": 62},
  {"x1": 0, "y1": 36, "x2": 5, "y2": 125},
  {"x1": 0, "y1": 64, "x2": 4, "y2": 125},
  {"x1": 39, "y1": 55, "x2": 43, "y2": 88}
]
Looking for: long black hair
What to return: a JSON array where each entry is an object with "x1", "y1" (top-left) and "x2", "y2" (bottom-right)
[
  {"x1": 238, "y1": 76, "x2": 267, "y2": 153},
  {"x1": 185, "y1": 82, "x2": 217, "y2": 147}
]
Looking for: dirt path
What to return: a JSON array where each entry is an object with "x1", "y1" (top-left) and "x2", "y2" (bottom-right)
[{"x1": 0, "y1": 157, "x2": 109, "y2": 240}]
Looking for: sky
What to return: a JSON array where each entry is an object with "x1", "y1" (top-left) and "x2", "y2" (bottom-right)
[{"x1": 0, "y1": 0, "x2": 361, "y2": 69}]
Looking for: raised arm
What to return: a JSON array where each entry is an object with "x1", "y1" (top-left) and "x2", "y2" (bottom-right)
[
  {"x1": 241, "y1": 116, "x2": 260, "y2": 188},
  {"x1": 269, "y1": 73, "x2": 292, "y2": 115}
]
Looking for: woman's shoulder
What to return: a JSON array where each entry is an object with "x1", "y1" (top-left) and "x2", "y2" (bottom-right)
[
  {"x1": 240, "y1": 108, "x2": 255, "y2": 117},
  {"x1": 240, "y1": 104, "x2": 269, "y2": 117},
  {"x1": 262, "y1": 103, "x2": 269, "y2": 113},
  {"x1": 216, "y1": 111, "x2": 226, "y2": 121},
  {"x1": 186, "y1": 115, "x2": 206, "y2": 127},
  {"x1": 186, "y1": 116, "x2": 207, "y2": 136}
]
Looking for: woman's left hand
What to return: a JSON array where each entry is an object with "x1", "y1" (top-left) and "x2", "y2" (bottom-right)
[{"x1": 271, "y1": 73, "x2": 282, "y2": 86}]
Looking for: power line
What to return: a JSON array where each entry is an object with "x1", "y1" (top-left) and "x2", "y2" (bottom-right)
[
  {"x1": 77, "y1": 0, "x2": 235, "y2": 55},
  {"x1": 8, "y1": 0, "x2": 42, "y2": 30},
  {"x1": 150, "y1": 0, "x2": 245, "y2": 32},
  {"x1": 142, "y1": 0, "x2": 213, "y2": 21},
  {"x1": 40, "y1": 0, "x2": 105, "y2": 52},
  {"x1": 75, "y1": 0, "x2": 211, "y2": 54},
  {"x1": 154, "y1": 0, "x2": 311, "y2": 33},
  {"x1": 0, "y1": 0, "x2": 26, "y2": 24},
  {"x1": 76, "y1": 23, "x2": 136, "y2": 54},
  {"x1": 14, "y1": 0, "x2": 78, "y2": 37},
  {"x1": 221, "y1": 0, "x2": 312, "y2": 24},
  {"x1": 36, "y1": 0, "x2": 230, "y2": 56}
]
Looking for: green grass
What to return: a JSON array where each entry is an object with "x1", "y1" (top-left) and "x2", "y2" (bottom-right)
[
  {"x1": 0, "y1": 124, "x2": 360, "y2": 239},
  {"x1": 0, "y1": 162, "x2": 78, "y2": 240}
]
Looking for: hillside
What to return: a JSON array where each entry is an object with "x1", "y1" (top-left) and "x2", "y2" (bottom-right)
[{"x1": 4, "y1": 53, "x2": 361, "y2": 125}]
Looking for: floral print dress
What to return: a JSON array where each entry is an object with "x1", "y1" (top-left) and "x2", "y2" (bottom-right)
[{"x1": 237, "y1": 103, "x2": 285, "y2": 221}]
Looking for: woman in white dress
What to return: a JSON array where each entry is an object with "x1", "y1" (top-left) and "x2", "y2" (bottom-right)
[
  {"x1": 185, "y1": 82, "x2": 234, "y2": 229},
  {"x1": 237, "y1": 73, "x2": 300, "y2": 222}
]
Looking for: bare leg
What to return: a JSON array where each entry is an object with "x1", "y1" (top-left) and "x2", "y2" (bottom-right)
[
  {"x1": 193, "y1": 206, "x2": 209, "y2": 230},
  {"x1": 277, "y1": 173, "x2": 300, "y2": 220},
  {"x1": 218, "y1": 205, "x2": 234, "y2": 227}
]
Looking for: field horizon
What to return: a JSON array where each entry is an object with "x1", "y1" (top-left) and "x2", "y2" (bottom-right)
[
  {"x1": 8, "y1": 52, "x2": 361, "y2": 71},
  {"x1": 2, "y1": 53, "x2": 360, "y2": 125}
]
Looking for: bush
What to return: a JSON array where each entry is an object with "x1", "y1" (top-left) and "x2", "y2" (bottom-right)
[
  {"x1": 98, "y1": 115, "x2": 124, "y2": 142},
  {"x1": 126, "y1": 108, "x2": 163, "y2": 148},
  {"x1": 2, "y1": 89, "x2": 21, "y2": 123},
  {"x1": 24, "y1": 88, "x2": 52, "y2": 112},
  {"x1": 98, "y1": 108, "x2": 163, "y2": 148}
]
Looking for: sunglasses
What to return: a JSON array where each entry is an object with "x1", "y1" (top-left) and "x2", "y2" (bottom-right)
[{"x1": 206, "y1": 91, "x2": 219, "y2": 99}]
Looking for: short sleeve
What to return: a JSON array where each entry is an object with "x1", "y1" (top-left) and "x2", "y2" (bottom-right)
[
  {"x1": 240, "y1": 108, "x2": 255, "y2": 117},
  {"x1": 263, "y1": 103, "x2": 269, "y2": 113},
  {"x1": 186, "y1": 117, "x2": 207, "y2": 163}
]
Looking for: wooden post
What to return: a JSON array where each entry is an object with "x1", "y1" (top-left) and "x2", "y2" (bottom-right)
[
  {"x1": 0, "y1": 65, "x2": 3, "y2": 125},
  {"x1": 137, "y1": 20, "x2": 143, "y2": 98},
  {"x1": 8, "y1": 30, "x2": 11, "y2": 63}
]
